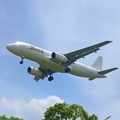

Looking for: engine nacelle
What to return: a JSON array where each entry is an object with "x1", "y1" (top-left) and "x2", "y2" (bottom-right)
[
  {"x1": 51, "y1": 52, "x2": 68, "y2": 63},
  {"x1": 27, "y1": 66, "x2": 43, "y2": 76}
]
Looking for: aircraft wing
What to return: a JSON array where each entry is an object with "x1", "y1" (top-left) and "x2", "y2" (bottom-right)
[
  {"x1": 64, "y1": 41, "x2": 112, "y2": 65},
  {"x1": 34, "y1": 65, "x2": 56, "y2": 81}
]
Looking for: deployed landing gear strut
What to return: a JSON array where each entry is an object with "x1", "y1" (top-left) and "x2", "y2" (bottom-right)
[
  {"x1": 48, "y1": 69, "x2": 54, "y2": 81},
  {"x1": 20, "y1": 56, "x2": 24, "y2": 64}
]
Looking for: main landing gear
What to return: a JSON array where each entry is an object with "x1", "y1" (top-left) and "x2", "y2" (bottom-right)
[
  {"x1": 48, "y1": 69, "x2": 54, "y2": 81},
  {"x1": 20, "y1": 56, "x2": 24, "y2": 64},
  {"x1": 48, "y1": 76, "x2": 54, "y2": 81}
]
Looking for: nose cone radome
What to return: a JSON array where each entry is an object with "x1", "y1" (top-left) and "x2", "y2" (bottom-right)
[
  {"x1": 6, "y1": 43, "x2": 15, "y2": 52},
  {"x1": 6, "y1": 44, "x2": 11, "y2": 51},
  {"x1": 6, "y1": 44, "x2": 10, "y2": 50}
]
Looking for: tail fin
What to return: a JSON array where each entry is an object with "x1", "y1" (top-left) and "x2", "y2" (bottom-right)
[
  {"x1": 98, "y1": 67, "x2": 118, "y2": 75},
  {"x1": 91, "y1": 56, "x2": 103, "y2": 70}
]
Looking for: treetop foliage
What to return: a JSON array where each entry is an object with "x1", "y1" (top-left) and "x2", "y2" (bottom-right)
[
  {"x1": 43, "y1": 102, "x2": 99, "y2": 120},
  {"x1": 0, "y1": 115, "x2": 24, "y2": 120}
]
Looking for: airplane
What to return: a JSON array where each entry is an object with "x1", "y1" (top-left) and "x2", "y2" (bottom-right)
[{"x1": 6, "y1": 41, "x2": 118, "y2": 81}]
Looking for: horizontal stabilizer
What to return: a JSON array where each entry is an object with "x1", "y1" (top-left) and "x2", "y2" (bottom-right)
[{"x1": 98, "y1": 67, "x2": 118, "y2": 75}]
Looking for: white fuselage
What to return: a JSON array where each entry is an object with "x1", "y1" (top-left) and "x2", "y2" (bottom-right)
[{"x1": 6, "y1": 42, "x2": 106, "y2": 79}]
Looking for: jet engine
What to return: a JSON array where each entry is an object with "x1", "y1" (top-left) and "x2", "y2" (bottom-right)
[
  {"x1": 27, "y1": 66, "x2": 43, "y2": 76},
  {"x1": 51, "y1": 52, "x2": 68, "y2": 63}
]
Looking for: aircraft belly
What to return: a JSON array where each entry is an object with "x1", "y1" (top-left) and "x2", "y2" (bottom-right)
[
  {"x1": 21, "y1": 50, "x2": 65, "y2": 72},
  {"x1": 40, "y1": 61, "x2": 65, "y2": 72},
  {"x1": 37, "y1": 57, "x2": 65, "y2": 72},
  {"x1": 70, "y1": 63, "x2": 98, "y2": 78},
  {"x1": 22, "y1": 50, "x2": 44, "y2": 62}
]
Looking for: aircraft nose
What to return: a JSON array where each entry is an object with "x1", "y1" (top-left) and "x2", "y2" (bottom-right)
[
  {"x1": 6, "y1": 43, "x2": 14, "y2": 51},
  {"x1": 6, "y1": 44, "x2": 9, "y2": 50},
  {"x1": 6, "y1": 44, "x2": 11, "y2": 50}
]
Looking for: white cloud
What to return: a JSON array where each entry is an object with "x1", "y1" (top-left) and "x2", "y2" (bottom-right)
[{"x1": 0, "y1": 96, "x2": 64, "y2": 120}]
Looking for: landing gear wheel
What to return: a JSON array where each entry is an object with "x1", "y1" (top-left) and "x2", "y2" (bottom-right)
[
  {"x1": 48, "y1": 76, "x2": 54, "y2": 81},
  {"x1": 20, "y1": 61, "x2": 23, "y2": 64}
]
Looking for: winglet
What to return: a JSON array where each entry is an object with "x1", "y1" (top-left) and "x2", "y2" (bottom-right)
[
  {"x1": 105, "y1": 40, "x2": 113, "y2": 44},
  {"x1": 111, "y1": 40, "x2": 113, "y2": 43}
]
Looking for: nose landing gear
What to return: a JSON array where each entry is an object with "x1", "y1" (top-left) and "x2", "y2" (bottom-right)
[{"x1": 20, "y1": 56, "x2": 24, "y2": 64}]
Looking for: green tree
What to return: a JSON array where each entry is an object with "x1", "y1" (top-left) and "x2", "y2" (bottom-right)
[
  {"x1": 43, "y1": 102, "x2": 99, "y2": 120},
  {"x1": 0, "y1": 115, "x2": 24, "y2": 120}
]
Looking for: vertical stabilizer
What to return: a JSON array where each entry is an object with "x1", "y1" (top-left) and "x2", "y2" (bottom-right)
[{"x1": 91, "y1": 56, "x2": 103, "y2": 70}]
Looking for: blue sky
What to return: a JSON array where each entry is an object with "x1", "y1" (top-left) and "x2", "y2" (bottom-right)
[{"x1": 0, "y1": 0, "x2": 120, "y2": 120}]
